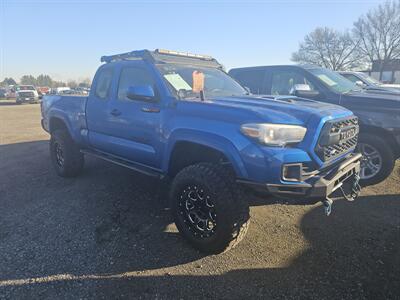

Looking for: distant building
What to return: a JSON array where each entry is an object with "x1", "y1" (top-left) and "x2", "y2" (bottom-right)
[{"x1": 365, "y1": 59, "x2": 400, "y2": 84}]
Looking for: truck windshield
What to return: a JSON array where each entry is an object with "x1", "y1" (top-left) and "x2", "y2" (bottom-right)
[
  {"x1": 157, "y1": 64, "x2": 247, "y2": 99},
  {"x1": 18, "y1": 86, "x2": 35, "y2": 91},
  {"x1": 308, "y1": 68, "x2": 359, "y2": 94}
]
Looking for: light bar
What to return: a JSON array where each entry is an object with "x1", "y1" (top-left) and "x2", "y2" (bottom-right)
[{"x1": 155, "y1": 49, "x2": 213, "y2": 60}]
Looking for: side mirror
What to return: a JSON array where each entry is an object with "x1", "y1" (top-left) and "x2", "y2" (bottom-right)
[
  {"x1": 355, "y1": 80, "x2": 365, "y2": 87},
  {"x1": 291, "y1": 84, "x2": 320, "y2": 99},
  {"x1": 126, "y1": 85, "x2": 156, "y2": 101}
]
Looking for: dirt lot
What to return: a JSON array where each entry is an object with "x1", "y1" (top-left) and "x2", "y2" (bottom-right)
[{"x1": 0, "y1": 103, "x2": 399, "y2": 299}]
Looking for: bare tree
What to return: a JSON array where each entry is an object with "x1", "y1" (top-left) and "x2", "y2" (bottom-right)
[
  {"x1": 292, "y1": 27, "x2": 363, "y2": 71},
  {"x1": 353, "y1": 0, "x2": 400, "y2": 79}
]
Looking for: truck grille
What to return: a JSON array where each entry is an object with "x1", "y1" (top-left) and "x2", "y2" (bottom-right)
[
  {"x1": 315, "y1": 116, "x2": 359, "y2": 162},
  {"x1": 18, "y1": 92, "x2": 34, "y2": 97}
]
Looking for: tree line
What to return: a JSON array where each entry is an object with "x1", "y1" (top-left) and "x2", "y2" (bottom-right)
[
  {"x1": 292, "y1": 0, "x2": 400, "y2": 79},
  {"x1": 0, "y1": 75, "x2": 91, "y2": 88}
]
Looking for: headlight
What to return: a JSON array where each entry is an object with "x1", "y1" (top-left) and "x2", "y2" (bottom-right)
[{"x1": 241, "y1": 123, "x2": 307, "y2": 146}]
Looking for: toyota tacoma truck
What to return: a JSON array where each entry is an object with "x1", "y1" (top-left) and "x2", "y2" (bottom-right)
[{"x1": 41, "y1": 49, "x2": 362, "y2": 254}]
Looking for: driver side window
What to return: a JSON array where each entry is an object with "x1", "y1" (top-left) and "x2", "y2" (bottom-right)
[
  {"x1": 117, "y1": 67, "x2": 155, "y2": 101},
  {"x1": 342, "y1": 74, "x2": 361, "y2": 84},
  {"x1": 271, "y1": 71, "x2": 315, "y2": 95}
]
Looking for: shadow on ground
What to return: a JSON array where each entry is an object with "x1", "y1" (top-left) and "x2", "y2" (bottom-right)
[
  {"x1": 0, "y1": 100, "x2": 18, "y2": 106},
  {"x1": 0, "y1": 141, "x2": 399, "y2": 299}
]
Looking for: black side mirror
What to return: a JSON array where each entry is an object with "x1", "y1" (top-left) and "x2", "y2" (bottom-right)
[{"x1": 126, "y1": 85, "x2": 156, "y2": 102}]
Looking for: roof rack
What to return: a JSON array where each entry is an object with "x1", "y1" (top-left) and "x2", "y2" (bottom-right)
[
  {"x1": 100, "y1": 49, "x2": 154, "y2": 63},
  {"x1": 155, "y1": 49, "x2": 213, "y2": 60},
  {"x1": 100, "y1": 49, "x2": 221, "y2": 68}
]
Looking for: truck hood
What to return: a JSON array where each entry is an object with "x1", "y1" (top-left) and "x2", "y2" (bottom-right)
[
  {"x1": 17, "y1": 89, "x2": 38, "y2": 94},
  {"x1": 342, "y1": 90, "x2": 400, "y2": 110},
  {"x1": 208, "y1": 95, "x2": 352, "y2": 125},
  {"x1": 381, "y1": 83, "x2": 400, "y2": 89}
]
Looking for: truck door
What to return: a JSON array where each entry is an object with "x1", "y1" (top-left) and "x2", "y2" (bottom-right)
[
  {"x1": 102, "y1": 61, "x2": 162, "y2": 168},
  {"x1": 86, "y1": 65, "x2": 116, "y2": 152}
]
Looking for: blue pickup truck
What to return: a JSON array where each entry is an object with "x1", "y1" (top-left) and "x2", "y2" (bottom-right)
[{"x1": 41, "y1": 49, "x2": 362, "y2": 254}]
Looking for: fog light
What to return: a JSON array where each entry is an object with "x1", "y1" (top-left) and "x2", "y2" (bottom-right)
[{"x1": 282, "y1": 164, "x2": 302, "y2": 181}]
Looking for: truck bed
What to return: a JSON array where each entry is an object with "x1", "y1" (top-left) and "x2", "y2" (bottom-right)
[{"x1": 41, "y1": 95, "x2": 88, "y2": 144}]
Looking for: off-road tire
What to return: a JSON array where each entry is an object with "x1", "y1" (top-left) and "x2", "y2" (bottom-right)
[
  {"x1": 170, "y1": 163, "x2": 250, "y2": 254},
  {"x1": 357, "y1": 133, "x2": 395, "y2": 186},
  {"x1": 50, "y1": 129, "x2": 84, "y2": 177}
]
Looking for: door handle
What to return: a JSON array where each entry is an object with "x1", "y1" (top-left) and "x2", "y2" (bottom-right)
[
  {"x1": 141, "y1": 107, "x2": 160, "y2": 113},
  {"x1": 110, "y1": 109, "x2": 121, "y2": 116}
]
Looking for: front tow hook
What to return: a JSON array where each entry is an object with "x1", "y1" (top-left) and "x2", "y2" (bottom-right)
[
  {"x1": 321, "y1": 172, "x2": 361, "y2": 217},
  {"x1": 322, "y1": 198, "x2": 333, "y2": 216}
]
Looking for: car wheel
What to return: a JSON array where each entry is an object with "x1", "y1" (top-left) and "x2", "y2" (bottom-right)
[
  {"x1": 50, "y1": 129, "x2": 84, "y2": 177},
  {"x1": 357, "y1": 133, "x2": 395, "y2": 186},
  {"x1": 170, "y1": 163, "x2": 250, "y2": 254}
]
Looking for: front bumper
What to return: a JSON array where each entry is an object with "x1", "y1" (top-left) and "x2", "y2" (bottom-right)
[
  {"x1": 239, "y1": 153, "x2": 362, "y2": 203},
  {"x1": 17, "y1": 97, "x2": 39, "y2": 103}
]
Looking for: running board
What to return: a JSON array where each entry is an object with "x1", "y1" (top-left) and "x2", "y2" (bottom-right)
[{"x1": 81, "y1": 149, "x2": 164, "y2": 179}]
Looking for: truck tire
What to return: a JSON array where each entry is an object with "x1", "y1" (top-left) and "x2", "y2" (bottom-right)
[
  {"x1": 50, "y1": 129, "x2": 84, "y2": 177},
  {"x1": 357, "y1": 133, "x2": 395, "y2": 186},
  {"x1": 170, "y1": 163, "x2": 250, "y2": 254}
]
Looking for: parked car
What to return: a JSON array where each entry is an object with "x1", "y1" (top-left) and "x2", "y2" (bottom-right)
[
  {"x1": 5, "y1": 87, "x2": 16, "y2": 99},
  {"x1": 41, "y1": 49, "x2": 362, "y2": 254},
  {"x1": 339, "y1": 71, "x2": 400, "y2": 93},
  {"x1": 0, "y1": 88, "x2": 6, "y2": 98},
  {"x1": 54, "y1": 87, "x2": 71, "y2": 94},
  {"x1": 16, "y1": 85, "x2": 40, "y2": 104},
  {"x1": 74, "y1": 87, "x2": 89, "y2": 95},
  {"x1": 229, "y1": 65, "x2": 400, "y2": 185},
  {"x1": 37, "y1": 86, "x2": 51, "y2": 96}
]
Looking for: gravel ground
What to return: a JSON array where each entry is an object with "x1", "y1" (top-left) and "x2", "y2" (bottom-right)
[{"x1": 0, "y1": 103, "x2": 399, "y2": 299}]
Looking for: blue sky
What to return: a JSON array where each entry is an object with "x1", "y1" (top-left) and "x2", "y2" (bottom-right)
[{"x1": 1, "y1": 0, "x2": 387, "y2": 82}]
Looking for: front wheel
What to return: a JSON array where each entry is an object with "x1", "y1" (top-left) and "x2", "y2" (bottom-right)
[
  {"x1": 357, "y1": 133, "x2": 395, "y2": 186},
  {"x1": 170, "y1": 163, "x2": 250, "y2": 254}
]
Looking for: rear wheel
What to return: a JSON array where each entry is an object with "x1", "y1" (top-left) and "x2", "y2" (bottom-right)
[
  {"x1": 357, "y1": 133, "x2": 395, "y2": 186},
  {"x1": 50, "y1": 129, "x2": 84, "y2": 177},
  {"x1": 170, "y1": 163, "x2": 250, "y2": 254}
]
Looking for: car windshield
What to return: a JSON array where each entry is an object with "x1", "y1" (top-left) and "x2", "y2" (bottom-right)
[
  {"x1": 309, "y1": 68, "x2": 359, "y2": 94},
  {"x1": 18, "y1": 86, "x2": 35, "y2": 91},
  {"x1": 157, "y1": 63, "x2": 247, "y2": 99},
  {"x1": 357, "y1": 73, "x2": 382, "y2": 85}
]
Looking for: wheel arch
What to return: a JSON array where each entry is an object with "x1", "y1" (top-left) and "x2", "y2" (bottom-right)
[
  {"x1": 49, "y1": 117, "x2": 69, "y2": 133},
  {"x1": 164, "y1": 132, "x2": 248, "y2": 179}
]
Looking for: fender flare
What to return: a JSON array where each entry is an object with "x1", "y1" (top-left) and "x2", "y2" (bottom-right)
[
  {"x1": 48, "y1": 110, "x2": 76, "y2": 140},
  {"x1": 163, "y1": 129, "x2": 248, "y2": 178}
]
